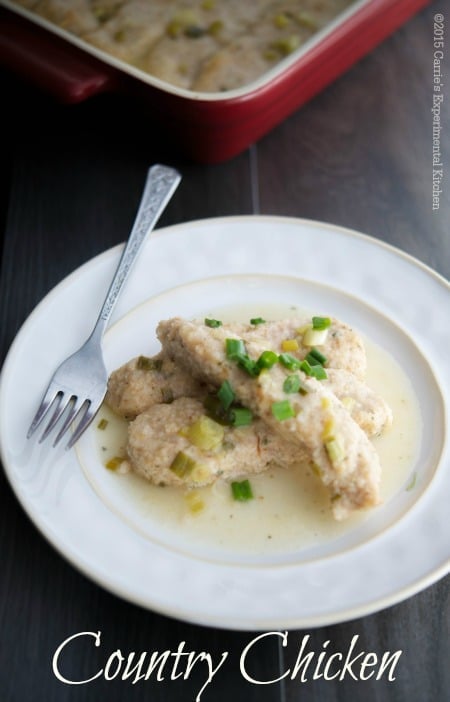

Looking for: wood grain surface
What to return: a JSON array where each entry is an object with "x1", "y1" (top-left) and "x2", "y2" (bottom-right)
[{"x1": 1, "y1": 2, "x2": 449, "y2": 701}]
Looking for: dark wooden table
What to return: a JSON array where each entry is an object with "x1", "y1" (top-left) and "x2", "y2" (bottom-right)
[{"x1": 1, "y1": 2, "x2": 449, "y2": 701}]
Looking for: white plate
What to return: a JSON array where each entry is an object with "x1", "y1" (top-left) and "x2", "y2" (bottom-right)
[{"x1": 1, "y1": 216, "x2": 449, "y2": 629}]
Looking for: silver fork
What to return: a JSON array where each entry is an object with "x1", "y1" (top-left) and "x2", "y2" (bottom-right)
[{"x1": 27, "y1": 164, "x2": 181, "y2": 450}]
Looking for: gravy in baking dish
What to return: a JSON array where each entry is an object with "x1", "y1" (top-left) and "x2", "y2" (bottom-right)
[
  {"x1": 93, "y1": 303, "x2": 421, "y2": 557},
  {"x1": 12, "y1": 1, "x2": 355, "y2": 92}
]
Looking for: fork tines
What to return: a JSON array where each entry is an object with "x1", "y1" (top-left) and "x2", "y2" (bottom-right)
[{"x1": 27, "y1": 385, "x2": 95, "y2": 450}]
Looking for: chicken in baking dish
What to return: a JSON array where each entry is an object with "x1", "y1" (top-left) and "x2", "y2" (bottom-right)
[{"x1": 12, "y1": 0, "x2": 355, "y2": 92}]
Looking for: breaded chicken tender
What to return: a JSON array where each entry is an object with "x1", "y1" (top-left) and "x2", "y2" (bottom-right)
[
  {"x1": 157, "y1": 317, "x2": 382, "y2": 519},
  {"x1": 219, "y1": 317, "x2": 367, "y2": 379},
  {"x1": 106, "y1": 352, "x2": 208, "y2": 419},
  {"x1": 127, "y1": 397, "x2": 306, "y2": 488},
  {"x1": 106, "y1": 351, "x2": 391, "y2": 436},
  {"x1": 325, "y1": 369, "x2": 392, "y2": 436}
]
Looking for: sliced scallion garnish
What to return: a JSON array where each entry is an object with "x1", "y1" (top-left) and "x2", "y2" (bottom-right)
[
  {"x1": 300, "y1": 358, "x2": 327, "y2": 380},
  {"x1": 302, "y1": 327, "x2": 328, "y2": 346},
  {"x1": 305, "y1": 348, "x2": 327, "y2": 366},
  {"x1": 204, "y1": 392, "x2": 253, "y2": 427},
  {"x1": 170, "y1": 451, "x2": 197, "y2": 478},
  {"x1": 225, "y1": 338, "x2": 246, "y2": 358},
  {"x1": 230, "y1": 407, "x2": 253, "y2": 427},
  {"x1": 203, "y1": 394, "x2": 231, "y2": 425},
  {"x1": 309, "y1": 365, "x2": 327, "y2": 380},
  {"x1": 237, "y1": 354, "x2": 259, "y2": 377},
  {"x1": 256, "y1": 350, "x2": 279, "y2": 371},
  {"x1": 217, "y1": 379, "x2": 235, "y2": 410},
  {"x1": 231, "y1": 479, "x2": 253, "y2": 501},
  {"x1": 181, "y1": 416, "x2": 224, "y2": 450},
  {"x1": 283, "y1": 374, "x2": 301, "y2": 394},
  {"x1": 217, "y1": 380, "x2": 235, "y2": 411},
  {"x1": 225, "y1": 339, "x2": 259, "y2": 376},
  {"x1": 271, "y1": 399, "x2": 295, "y2": 421},
  {"x1": 205, "y1": 318, "x2": 222, "y2": 328},
  {"x1": 105, "y1": 456, "x2": 123, "y2": 471},
  {"x1": 185, "y1": 491, "x2": 205, "y2": 514},
  {"x1": 299, "y1": 359, "x2": 312, "y2": 375},
  {"x1": 325, "y1": 438, "x2": 345, "y2": 465},
  {"x1": 250, "y1": 317, "x2": 266, "y2": 325},
  {"x1": 312, "y1": 316, "x2": 331, "y2": 330},
  {"x1": 278, "y1": 353, "x2": 302, "y2": 371}
]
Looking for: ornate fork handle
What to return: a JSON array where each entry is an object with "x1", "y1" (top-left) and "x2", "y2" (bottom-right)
[
  {"x1": 94, "y1": 164, "x2": 181, "y2": 337},
  {"x1": 26, "y1": 164, "x2": 181, "y2": 449}
]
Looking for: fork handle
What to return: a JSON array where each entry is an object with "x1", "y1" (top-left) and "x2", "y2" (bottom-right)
[{"x1": 90, "y1": 164, "x2": 181, "y2": 341}]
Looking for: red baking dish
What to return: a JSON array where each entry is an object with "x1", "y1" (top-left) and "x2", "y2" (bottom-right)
[{"x1": 0, "y1": 0, "x2": 431, "y2": 163}]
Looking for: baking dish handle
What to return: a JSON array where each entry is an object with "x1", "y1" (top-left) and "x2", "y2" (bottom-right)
[{"x1": 0, "y1": 8, "x2": 117, "y2": 103}]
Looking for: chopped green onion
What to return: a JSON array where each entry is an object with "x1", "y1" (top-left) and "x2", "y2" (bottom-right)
[
  {"x1": 205, "y1": 318, "x2": 222, "y2": 328},
  {"x1": 170, "y1": 451, "x2": 197, "y2": 478},
  {"x1": 181, "y1": 416, "x2": 224, "y2": 450},
  {"x1": 231, "y1": 479, "x2": 253, "y2": 501},
  {"x1": 218, "y1": 380, "x2": 235, "y2": 410},
  {"x1": 225, "y1": 338, "x2": 246, "y2": 358},
  {"x1": 97, "y1": 418, "x2": 108, "y2": 430},
  {"x1": 300, "y1": 359, "x2": 327, "y2": 380},
  {"x1": 312, "y1": 316, "x2": 331, "y2": 330},
  {"x1": 203, "y1": 394, "x2": 231, "y2": 425},
  {"x1": 300, "y1": 359, "x2": 312, "y2": 374},
  {"x1": 230, "y1": 407, "x2": 253, "y2": 427},
  {"x1": 309, "y1": 365, "x2": 327, "y2": 380},
  {"x1": 283, "y1": 374, "x2": 301, "y2": 394},
  {"x1": 185, "y1": 491, "x2": 205, "y2": 514},
  {"x1": 105, "y1": 456, "x2": 123, "y2": 471},
  {"x1": 236, "y1": 354, "x2": 259, "y2": 377},
  {"x1": 256, "y1": 350, "x2": 279, "y2": 370},
  {"x1": 305, "y1": 348, "x2": 327, "y2": 366},
  {"x1": 325, "y1": 438, "x2": 345, "y2": 465},
  {"x1": 204, "y1": 393, "x2": 252, "y2": 427},
  {"x1": 272, "y1": 399, "x2": 296, "y2": 421},
  {"x1": 137, "y1": 356, "x2": 163, "y2": 371},
  {"x1": 302, "y1": 327, "x2": 329, "y2": 346},
  {"x1": 250, "y1": 317, "x2": 266, "y2": 325},
  {"x1": 278, "y1": 353, "x2": 302, "y2": 371},
  {"x1": 226, "y1": 340, "x2": 280, "y2": 377}
]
